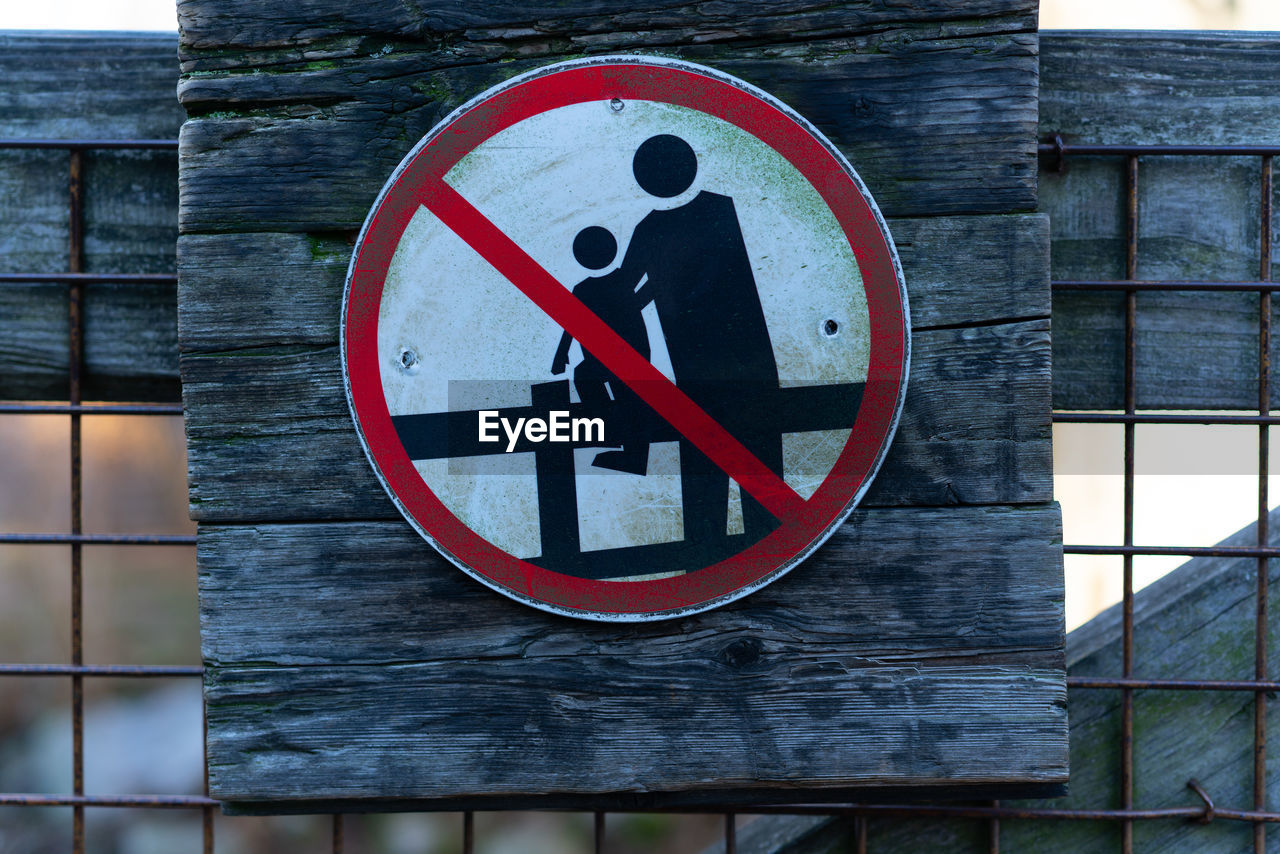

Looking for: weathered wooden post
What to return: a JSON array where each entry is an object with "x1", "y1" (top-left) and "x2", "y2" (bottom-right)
[{"x1": 178, "y1": 0, "x2": 1066, "y2": 810}]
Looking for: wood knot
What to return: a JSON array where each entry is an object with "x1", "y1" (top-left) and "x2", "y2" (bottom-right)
[
  {"x1": 850, "y1": 96, "x2": 875, "y2": 119},
  {"x1": 719, "y1": 638, "x2": 762, "y2": 669}
]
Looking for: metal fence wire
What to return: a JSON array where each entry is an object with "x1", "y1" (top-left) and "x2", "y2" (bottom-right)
[
  {"x1": 0, "y1": 137, "x2": 212, "y2": 851},
  {"x1": 0, "y1": 135, "x2": 1278, "y2": 853}
]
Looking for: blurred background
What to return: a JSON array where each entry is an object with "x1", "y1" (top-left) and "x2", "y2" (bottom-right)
[
  {"x1": 0, "y1": 429, "x2": 723, "y2": 854},
  {"x1": 1, "y1": 0, "x2": 1279, "y2": 851}
]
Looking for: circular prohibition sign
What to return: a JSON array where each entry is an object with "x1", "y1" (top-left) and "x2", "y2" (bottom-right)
[{"x1": 343, "y1": 55, "x2": 909, "y2": 621}]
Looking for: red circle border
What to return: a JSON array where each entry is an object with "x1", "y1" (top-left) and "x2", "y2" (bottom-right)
[{"x1": 344, "y1": 58, "x2": 908, "y2": 619}]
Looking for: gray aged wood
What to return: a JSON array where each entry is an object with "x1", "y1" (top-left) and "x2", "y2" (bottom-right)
[
  {"x1": 179, "y1": 0, "x2": 1062, "y2": 805},
  {"x1": 721, "y1": 509, "x2": 1280, "y2": 853},
  {"x1": 200, "y1": 505, "x2": 1066, "y2": 801},
  {"x1": 0, "y1": 32, "x2": 182, "y2": 402},
  {"x1": 210, "y1": 662, "x2": 1065, "y2": 802},
  {"x1": 176, "y1": 214, "x2": 1049, "y2": 351},
  {"x1": 1042, "y1": 32, "x2": 1280, "y2": 411},
  {"x1": 199, "y1": 505, "x2": 1064, "y2": 667},
  {"x1": 175, "y1": 0, "x2": 1034, "y2": 55},
  {"x1": 176, "y1": 14, "x2": 1039, "y2": 229}
]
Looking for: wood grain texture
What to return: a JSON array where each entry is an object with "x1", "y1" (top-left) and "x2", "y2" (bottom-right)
[
  {"x1": 181, "y1": 319, "x2": 1051, "y2": 522},
  {"x1": 1042, "y1": 32, "x2": 1280, "y2": 410},
  {"x1": 0, "y1": 32, "x2": 183, "y2": 140},
  {"x1": 209, "y1": 663, "x2": 1065, "y2": 802},
  {"x1": 176, "y1": 15, "x2": 1035, "y2": 114},
  {"x1": 1041, "y1": 32, "x2": 1280, "y2": 148},
  {"x1": 0, "y1": 33, "x2": 182, "y2": 402},
  {"x1": 201, "y1": 504, "x2": 1066, "y2": 802},
  {"x1": 175, "y1": 214, "x2": 1049, "y2": 352},
  {"x1": 176, "y1": 0, "x2": 1034, "y2": 56},
  {"x1": 177, "y1": 31, "x2": 1038, "y2": 231},
  {"x1": 198, "y1": 505, "x2": 1065, "y2": 666}
]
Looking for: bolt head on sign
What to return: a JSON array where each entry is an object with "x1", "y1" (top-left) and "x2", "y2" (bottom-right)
[{"x1": 342, "y1": 56, "x2": 909, "y2": 621}]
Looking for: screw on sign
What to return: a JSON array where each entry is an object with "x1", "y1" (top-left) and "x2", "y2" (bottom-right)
[{"x1": 342, "y1": 56, "x2": 909, "y2": 621}]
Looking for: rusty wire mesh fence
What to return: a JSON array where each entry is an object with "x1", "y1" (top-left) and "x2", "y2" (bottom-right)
[
  {"x1": 0, "y1": 136, "x2": 212, "y2": 850},
  {"x1": 0, "y1": 135, "x2": 1278, "y2": 853},
  {"x1": 1045, "y1": 140, "x2": 1277, "y2": 852}
]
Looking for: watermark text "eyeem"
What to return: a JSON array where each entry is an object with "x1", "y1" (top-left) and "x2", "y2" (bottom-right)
[{"x1": 478, "y1": 410, "x2": 605, "y2": 453}]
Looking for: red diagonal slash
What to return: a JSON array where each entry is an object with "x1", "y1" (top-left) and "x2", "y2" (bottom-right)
[{"x1": 420, "y1": 179, "x2": 808, "y2": 526}]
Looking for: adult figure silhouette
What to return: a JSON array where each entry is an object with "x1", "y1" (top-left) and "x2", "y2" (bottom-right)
[{"x1": 616, "y1": 134, "x2": 783, "y2": 552}]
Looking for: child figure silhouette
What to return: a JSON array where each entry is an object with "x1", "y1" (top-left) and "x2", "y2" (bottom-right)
[{"x1": 551, "y1": 226, "x2": 651, "y2": 475}]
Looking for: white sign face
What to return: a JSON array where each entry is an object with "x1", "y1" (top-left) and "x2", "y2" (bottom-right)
[{"x1": 344, "y1": 56, "x2": 909, "y2": 620}]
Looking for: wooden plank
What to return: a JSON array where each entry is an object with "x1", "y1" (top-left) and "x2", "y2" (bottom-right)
[
  {"x1": 175, "y1": 0, "x2": 1034, "y2": 66},
  {"x1": 198, "y1": 505, "x2": 1065, "y2": 666},
  {"x1": 181, "y1": 318, "x2": 1051, "y2": 522},
  {"x1": 0, "y1": 31, "x2": 183, "y2": 140},
  {"x1": 737, "y1": 509, "x2": 1280, "y2": 853},
  {"x1": 176, "y1": 231, "x2": 350, "y2": 350},
  {"x1": 175, "y1": 214, "x2": 1049, "y2": 351},
  {"x1": 867, "y1": 318, "x2": 1050, "y2": 506},
  {"x1": 1042, "y1": 32, "x2": 1280, "y2": 411},
  {"x1": 0, "y1": 33, "x2": 182, "y2": 402},
  {"x1": 1041, "y1": 32, "x2": 1280, "y2": 148},
  {"x1": 201, "y1": 505, "x2": 1066, "y2": 802},
  {"x1": 177, "y1": 31, "x2": 1038, "y2": 232},
  {"x1": 209, "y1": 662, "x2": 1065, "y2": 803},
  {"x1": 892, "y1": 214, "x2": 1050, "y2": 331}
]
